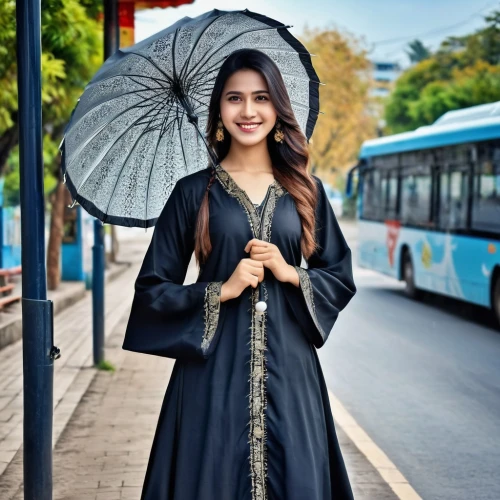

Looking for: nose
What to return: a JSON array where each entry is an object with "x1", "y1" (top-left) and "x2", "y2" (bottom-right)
[{"x1": 241, "y1": 97, "x2": 256, "y2": 119}]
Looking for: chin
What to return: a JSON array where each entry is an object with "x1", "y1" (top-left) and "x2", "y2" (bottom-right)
[
  {"x1": 228, "y1": 127, "x2": 272, "y2": 146},
  {"x1": 233, "y1": 135, "x2": 268, "y2": 147}
]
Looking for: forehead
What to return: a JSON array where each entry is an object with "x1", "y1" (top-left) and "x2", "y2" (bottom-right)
[{"x1": 223, "y1": 69, "x2": 268, "y2": 92}]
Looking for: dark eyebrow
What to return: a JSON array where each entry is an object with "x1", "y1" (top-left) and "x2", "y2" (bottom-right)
[{"x1": 225, "y1": 90, "x2": 270, "y2": 96}]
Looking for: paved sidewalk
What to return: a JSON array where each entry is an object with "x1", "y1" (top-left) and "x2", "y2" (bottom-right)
[
  {"x1": 0, "y1": 229, "x2": 150, "y2": 499},
  {"x1": 0, "y1": 225, "x2": 399, "y2": 500}
]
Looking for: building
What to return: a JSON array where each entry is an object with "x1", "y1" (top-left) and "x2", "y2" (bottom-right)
[{"x1": 370, "y1": 61, "x2": 402, "y2": 98}]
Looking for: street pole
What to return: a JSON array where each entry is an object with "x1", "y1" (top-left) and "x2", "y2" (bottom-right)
[
  {"x1": 93, "y1": 0, "x2": 119, "y2": 366},
  {"x1": 92, "y1": 218, "x2": 105, "y2": 365},
  {"x1": 104, "y1": 0, "x2": 120, "y2": 59},
  {"x1": 16, "y1": 0, "x2": 60, "y2": 498}
]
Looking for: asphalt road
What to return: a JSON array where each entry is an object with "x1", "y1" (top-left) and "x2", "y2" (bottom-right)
[{"x1": 320, "y1": 221, "x2": 500, "y2": 500}]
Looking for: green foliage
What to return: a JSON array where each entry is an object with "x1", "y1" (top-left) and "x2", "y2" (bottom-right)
[
  {"x1": 385, "y1": 10, "x2": 500, "y2": 133},
  {"x1": 0, "y1": 0, "x2": 103, "y2": 204},
  {"x1": 96, "y1": 360, "x2": 116, "y2": 372},
  {"x1": 3, "y1": 134, "x2": 60, "y2": 205}
]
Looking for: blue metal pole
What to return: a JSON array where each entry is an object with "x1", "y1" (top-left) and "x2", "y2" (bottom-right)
[
  {"x1": 91, "y1": 0, "x2": 118, "y2": 366},
  {"x1": 16, "y1": 0, "x2": 60, "y2": 498},
  {"x1": 92, "y1": 219, "x2": 105, "y2": 365}
]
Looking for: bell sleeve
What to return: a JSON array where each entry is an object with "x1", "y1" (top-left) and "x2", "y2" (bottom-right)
[
  {"x1": 282, "y1": 176, "x2": 356, "y2": 348},
  {"x1": 122, "y1": 179, "x2": 227, "y2": 360}
]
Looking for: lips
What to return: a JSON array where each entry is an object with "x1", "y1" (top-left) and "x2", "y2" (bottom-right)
[{"x1": 237, "y1": 123, "x2": 261, "y2": 132}]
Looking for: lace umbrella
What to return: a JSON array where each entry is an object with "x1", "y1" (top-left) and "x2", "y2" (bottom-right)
[{"x1": 60, "y1": 8, "x2": 321, "y2": 227}]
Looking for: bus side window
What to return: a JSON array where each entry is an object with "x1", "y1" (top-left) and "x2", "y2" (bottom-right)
[
  {"x1": 439, "y1": 165, "x2": 468, "y2": 231},
  {"x1": 439, "y1": 170, "x2": 450, "y2": 228},
  {"x1": 362, "y1": 169, "x2": 382, "y2": 220},
  {"x1": 386, "y1": 171, "x2": 399, "y2": 220},
  {"x1": 472, "y1": 148, "x2": 500, "y2": 234},
  {"x1": 449, "y1": 170, "x2": 468, "y2": 230},
  {"x1": 401, "y1": 168, "x2": 431, "y2": 226}
]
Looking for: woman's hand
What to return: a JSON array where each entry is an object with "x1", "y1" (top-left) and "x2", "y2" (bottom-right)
[
  {"x1": 244, "y1": 239, "x2": 297, "y2": 284},
  {"x1": 221, "y1": 258, "x2": 264, "y2": 302}
]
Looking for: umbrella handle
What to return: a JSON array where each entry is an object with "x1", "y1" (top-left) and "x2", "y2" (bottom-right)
[{"x1": 255, "y1": 281, "x2": 267, "y2": 313}]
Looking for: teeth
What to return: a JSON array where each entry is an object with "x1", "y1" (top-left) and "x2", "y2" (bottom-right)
[{"x1": 239, "y1": 124, "x2": 259, "y2": 129}]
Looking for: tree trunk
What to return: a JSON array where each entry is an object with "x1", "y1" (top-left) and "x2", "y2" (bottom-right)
[
  {"x1": 46, "y1": 176, "x2": 67, "y2": 290},
  {"x1": 109, "y1": 225, "x2": 119, "y2": 263},
  {"x1": 0, "y1": 126, "x2": 19, "y2": 176}
]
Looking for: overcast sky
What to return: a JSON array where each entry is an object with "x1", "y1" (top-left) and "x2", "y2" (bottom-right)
[{"x1": 135, "y1": 0, "x2": 496, "y2": 68}]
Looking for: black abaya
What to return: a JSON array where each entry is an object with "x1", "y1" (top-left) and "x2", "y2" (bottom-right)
[{"x1": 122, "y1": 163, "x2": 356, "y2": 500}]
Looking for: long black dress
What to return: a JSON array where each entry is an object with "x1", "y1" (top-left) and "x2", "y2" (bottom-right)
[{"x1": 122, "y1": 163, "x2": 357, "y2": 500}]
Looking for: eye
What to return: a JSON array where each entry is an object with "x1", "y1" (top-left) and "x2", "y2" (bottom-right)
[
  {"x1": 256, "y1": 95, "x2": 268, "y2": 101},
  {"x1": 228, "y1": 96, "x2": 240, "y2": 101}
]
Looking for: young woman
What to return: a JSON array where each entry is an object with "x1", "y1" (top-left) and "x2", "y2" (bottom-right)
[{"x1": 123, "y1": 48, "x2": 356, "y2": 500}]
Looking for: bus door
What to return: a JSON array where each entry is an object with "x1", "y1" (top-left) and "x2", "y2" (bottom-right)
[{"x1": 376, "y1": 168, "x2": 399, "y2": 275}]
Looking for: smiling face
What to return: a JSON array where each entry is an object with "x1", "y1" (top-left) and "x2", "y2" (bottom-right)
[{"x1": 219, "y1": 69, "x2": 278, "y2": 147}]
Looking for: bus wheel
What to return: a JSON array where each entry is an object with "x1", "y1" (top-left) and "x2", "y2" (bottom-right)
[
  {"x1": 493, "y1": 276, "x2": 500, "y2": 328},
  {"x1": 403, "y1": 250, "x2": 420, "y2": 299}
]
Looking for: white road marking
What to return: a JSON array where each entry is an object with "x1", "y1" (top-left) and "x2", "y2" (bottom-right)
[{"x1": 328, "y1": 389, "x2": 422, "y2": 500}]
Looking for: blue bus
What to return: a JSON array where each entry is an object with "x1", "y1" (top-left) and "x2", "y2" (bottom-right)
[{"x1": 347, "y1": 101, "x2": 500, "y2": 325}]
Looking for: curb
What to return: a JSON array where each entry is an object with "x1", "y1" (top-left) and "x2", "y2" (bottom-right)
[
  {"x1": 0, "y1": 260, "x2": 132, "y2": 351},
  {"x1": 329, "y1": 390, "x2": 422, "y2": 500}
]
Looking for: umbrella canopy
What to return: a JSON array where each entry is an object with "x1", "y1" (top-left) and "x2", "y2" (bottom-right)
[{"x1": 60, "y1": 8, "x2": 321, "y2": 227}]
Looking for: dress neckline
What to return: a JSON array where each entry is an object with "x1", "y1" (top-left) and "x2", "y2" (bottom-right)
[{"x1": 215, "y1": 163, "x2": 278, "y2": 207}]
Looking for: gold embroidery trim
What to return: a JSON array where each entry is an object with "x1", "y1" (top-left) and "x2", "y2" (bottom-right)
[
  {"x1": 215, "y1": 163, "x2": 286, "y2": 500},
  {"x1": 249, "y1": 280, "x2": 268, "y2": 500},
  {"x1": 215, "y1": 163, "x2": 263, "y2": 236},
  {"x1": 202, "y1": 281, "x2": 223, "y2": 355},
  {"x1": 294, "y1": 266, "x2": 326, "y2": 342}
]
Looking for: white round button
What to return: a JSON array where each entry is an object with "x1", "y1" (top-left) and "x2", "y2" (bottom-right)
[{"x1": 255, "y1": 301, "x2": 267, "y2": 313}]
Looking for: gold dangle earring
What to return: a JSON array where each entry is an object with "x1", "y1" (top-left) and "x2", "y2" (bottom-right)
[
  {"x1": 216, "y1": 115, "x2": 225, "y2": 142},
  {"x1": 274, "y1": 119, "x2": 284, "y2": 143}
]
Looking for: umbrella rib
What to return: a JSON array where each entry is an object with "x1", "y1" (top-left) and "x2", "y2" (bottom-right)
[
  {"x1": 75, "y1": 94, "x2": 175, "y2": 191},
  {"x1": 162, "y1": 112, "x2": 185, "y2": 137},
  {"x1": 73, "y1": 76, "x2": 170, "y2": 119},
  {"x1": 79, "y1": 86, "x2": 167, "y2": 117},
  {"x1": 144, "y1": 105, "x2": 179, "y2": 222},
  {"x1": 176, "y1": 109, "x2": 190, "y2": 177},
  {"x1": 126, "y1": 76, "x2": 170, "y2": 106},
  {"x1": 67, "y1": 87, "x2": 172, "y2": 170},
  {"x1": 104, "y1": 123, "x2": 151, "y2": 216},
  {"x1": 126, "y1": 75, "x2": 167, "y2": 92},
  {"x1": 185, "y1": 65, "x2": 220, "y2": 95},
  {"x1": 278, "y1": 71, "x2": 323, "y2": 84},
  {"x1": 178, "y1": 15, "x2": 222, "y2": 82},
  {"x1": 290, "y1": 99, "x2": 321, "y2": 113},
  {"x1": 184, "y1": 25, "x2": 291, "y2": 82},
  {"x1": 144, "y1": 129, "x2": 163, "y2": 224},
  {"x1": 236, "y1": 46, "x2": 311, "y2": 55},
  {"x1": 183, "y1": 93, "x2": 209, "y2": 113},
  {"x1": 87, "y1": 73, "x2": 171, "y2": 90},
  {"x1": 126, "y1": 51, "x2": 175, "y2": 85},
  {"x1": 172, "y1": 28, "x2": 179, "y2": 82},
  {"x1": 188, "y1": 86, "x2": 216, "y2": 99}
]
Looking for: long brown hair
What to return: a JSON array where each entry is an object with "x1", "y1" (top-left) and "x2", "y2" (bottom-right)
[{"x1": 194, "y1": 48, "x2": 319, "y2": 266}]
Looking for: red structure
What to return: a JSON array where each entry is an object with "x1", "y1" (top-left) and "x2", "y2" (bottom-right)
[{"x1": 119, "y1": 0, "x2": 195, "y2": 47}]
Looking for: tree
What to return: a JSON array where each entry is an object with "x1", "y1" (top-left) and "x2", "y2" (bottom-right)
[
  {"x1": 0, "y1": 0, "x2": 103, "y2": 288},
  {"x1": 385, "y1": 9, "x2": 500, "y2": 133},
  {"x1": 406, "y1": 39, "x2": 431, "y2": 64},
  {"x1": 408, "y1": 61, "x2": 500, "y2": 125},
  {"x1": 299, "y1": 26, "x2": 376, "y2": 182}
]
